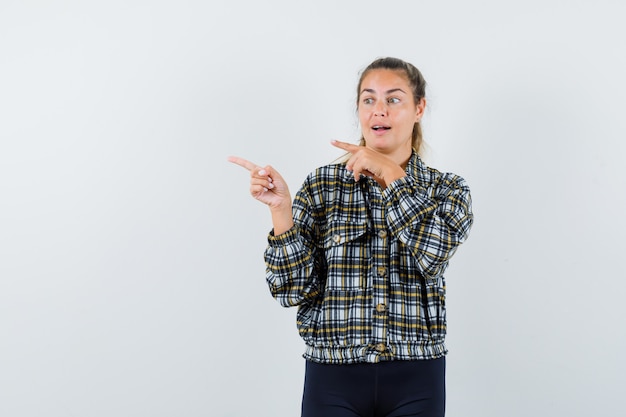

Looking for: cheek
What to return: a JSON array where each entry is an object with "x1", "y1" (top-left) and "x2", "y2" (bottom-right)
[
  {"x1": 357, "y1": 110, "x2": 369, "y2": 125},
  {"x1": 402, "y1": 109, "x2": 419, "y2": 125}
]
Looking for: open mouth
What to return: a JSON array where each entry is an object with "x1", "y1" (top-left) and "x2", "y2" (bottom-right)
[{"x1": 372, "y1": 125, "x2": 391, "y2": 131}]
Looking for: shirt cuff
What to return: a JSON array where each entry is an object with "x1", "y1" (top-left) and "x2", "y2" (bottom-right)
[
  {"x1": 382, "y1": 175, "x2": 437, "y2": 231},
  {"x1": 267, "y1": 225, "x2": 298, "y2": 247},
  {"x1": 382, "y1": 175, "x2": 426, "y2": 202}
]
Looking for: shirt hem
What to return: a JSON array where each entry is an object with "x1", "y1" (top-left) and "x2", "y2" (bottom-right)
[{"x1": 302, "y1": 341, "x2": 447, "y2": 364}]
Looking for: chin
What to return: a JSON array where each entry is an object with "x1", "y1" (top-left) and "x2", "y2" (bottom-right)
[{"x1": 365, "y1": 138, "x2": 391, "y2": 150}]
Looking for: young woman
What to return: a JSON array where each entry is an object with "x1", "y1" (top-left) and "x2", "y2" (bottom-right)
[{"x1": 229, "y1": 57, "x2": 473, "y2": 417}]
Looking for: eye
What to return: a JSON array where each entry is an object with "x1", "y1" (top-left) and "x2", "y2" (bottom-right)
[
  {"x1": 387, "y1": 97, "x2": 400, "y2": 104},
  {"x1": 362, "y1": 97, "x2": 374, "y2": 105}
]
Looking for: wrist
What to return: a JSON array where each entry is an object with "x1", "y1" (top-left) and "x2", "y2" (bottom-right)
[
  {"x1": 269, "y1": 200, "x2": 292, "y2": 214},
  {"x1": 384, "y1": 166, "x2": 407, "y2": 187},
  {"x1": 270, "y1": 203, "x2": 294, "y2": 236}
]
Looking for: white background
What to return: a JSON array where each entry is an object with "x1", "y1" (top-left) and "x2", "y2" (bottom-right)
[{"x1": 1, "y1": 1, "x2": 625, "y2": 416}]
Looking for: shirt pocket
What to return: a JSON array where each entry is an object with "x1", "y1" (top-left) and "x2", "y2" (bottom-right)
[{"x1": 320, "y1": 220, "x2": 369, "y2": 291}]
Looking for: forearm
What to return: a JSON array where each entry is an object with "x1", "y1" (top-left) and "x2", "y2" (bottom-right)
[{"x1": 270, "y1": 204, "x2": 294, "y2": 235}]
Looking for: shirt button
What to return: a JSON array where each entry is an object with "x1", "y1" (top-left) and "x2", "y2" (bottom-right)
[
  {"x1": 332, "y1": 234, "x2": 342, "y2": 244},
  {"x1": 378, "y1": 230, "x2": 387, "y2": 239},
  {"x1": 377, "y1": 267, "x2": 387, "y2": 277},
  {"x1": 375, "y1": 303, "x2": 387, "y2": 313},
  {"x1": 375, "y1": 343, "x2": 386, "y2": 352}
]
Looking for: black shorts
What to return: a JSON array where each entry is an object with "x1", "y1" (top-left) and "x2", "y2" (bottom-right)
[{"x1": 301, "y1": 357, "x2": 446, "y2": 417}]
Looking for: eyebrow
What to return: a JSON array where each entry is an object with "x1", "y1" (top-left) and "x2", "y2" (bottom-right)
[{"x1": 360, "y1": 88, "x2": 407, "y2": 96}]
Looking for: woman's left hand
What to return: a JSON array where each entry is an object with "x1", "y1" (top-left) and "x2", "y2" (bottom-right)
[{"x1": 331, "y1": 140, "x2": 406, "y2": 187}]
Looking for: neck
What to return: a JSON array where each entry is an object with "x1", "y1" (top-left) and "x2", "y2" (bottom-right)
[{"x1": 381, "y1": 146, "x2": 412, "y2": 168}]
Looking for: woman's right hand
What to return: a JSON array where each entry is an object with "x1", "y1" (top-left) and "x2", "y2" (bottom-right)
[
  {"x1": 228, "y1": 156, "x2": 294, "y2": 235},
  {"x1": 227, "y1": 156, "x2": 292, "y2": 210}
]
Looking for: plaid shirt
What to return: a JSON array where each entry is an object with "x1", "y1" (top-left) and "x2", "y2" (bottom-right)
[{"x1": 265, "y1": 152, "x2": 473, "y2": 364}]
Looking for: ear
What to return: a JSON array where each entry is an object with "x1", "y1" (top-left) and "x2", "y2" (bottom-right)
[{"x1": 415, "y1": 98, "x2": 426, "y2": 122}]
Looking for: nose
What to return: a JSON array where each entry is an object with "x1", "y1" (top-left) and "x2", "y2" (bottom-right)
[{"x1": 374, "y1": 101, "x2": 387, "y2": 116}]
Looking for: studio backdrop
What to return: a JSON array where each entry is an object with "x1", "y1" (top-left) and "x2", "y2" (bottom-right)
[{"x1": 1, "y1": 1, "x2": 625, "y2": 416}]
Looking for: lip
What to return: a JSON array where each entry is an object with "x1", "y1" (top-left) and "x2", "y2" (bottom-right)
[{"x1": 371, "y1": 124, "x2": 391, "y2": 136}]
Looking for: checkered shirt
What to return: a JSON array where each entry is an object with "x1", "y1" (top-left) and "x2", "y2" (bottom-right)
[{"x1": 264, "y1": 152, "x2": 473, "y2": 364}]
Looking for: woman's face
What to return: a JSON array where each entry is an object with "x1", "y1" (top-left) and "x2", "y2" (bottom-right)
[{"x1": 358, "y1": 69, "x2": 425, "y2": 158}]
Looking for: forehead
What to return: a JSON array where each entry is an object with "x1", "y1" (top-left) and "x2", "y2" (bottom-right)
[{"x1": 360, "y1": 69, "x2": 410, "y2": 92}]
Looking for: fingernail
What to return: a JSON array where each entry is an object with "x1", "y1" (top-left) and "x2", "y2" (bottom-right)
[
  {"x1": 259, "y1": 169, "x2": 266, "y2": 175},
  {"x1": 268, "y1": 183, "x2": 274, "y2": 189}
]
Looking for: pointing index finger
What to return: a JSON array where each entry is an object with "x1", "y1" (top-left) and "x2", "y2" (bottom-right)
[
  {"x1": 331, "y1": 140, "x2": 361, "y2": 153},
  {"x1": 227, "y1": 155, "x2": 259, "y2": 172}
]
